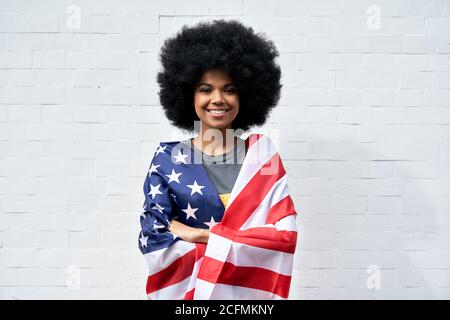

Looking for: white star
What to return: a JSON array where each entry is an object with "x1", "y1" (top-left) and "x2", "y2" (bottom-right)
[
  {"x1": 140, "y1": 211, "x2": 147, "y2": 219},
  {"x1": 155, "y1": 145, "x2": 167, "y2": 156},
  {"x1": 139, "y1": 232, "x2": 148, "y2": 248},
  {"x1": 148, "y1": 163, "x2": 160, "y2": 176},
  {"x1": 153, "y1": 221, "x2": 166, "y2": 230},
  {"x1": 204, "y1": 217, "x2": 218, "y2": 229},
  {"x1": 182, "y1": 202, "x2": 198, "y2": 220},
  {"x1": 152, "y1": 202, "x2": 164, "y2": 214},
  {"x1": 173, "y1": 150, "x2": 189, "y2": 164},
  {"x1": 187, "y1": 180, "x2": 205, "y2": 196},
  {"x1": 165, "y1": 169, "x2": 182, "y2": 184},
  {"x1": 170, "y1": 193, "x2": 177, "y2": 203},
  {"x1": 148, "y1": 183, "x2": 163, "y2": 199}
]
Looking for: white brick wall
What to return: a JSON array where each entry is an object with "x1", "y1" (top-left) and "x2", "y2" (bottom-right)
[{"x1": 0, "y1": 0, "x2": 449, "y2": 300}]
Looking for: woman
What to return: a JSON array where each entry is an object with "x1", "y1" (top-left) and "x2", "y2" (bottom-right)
[{"x1": 139, "y1": 20, "x2": 298, "y2": 299}]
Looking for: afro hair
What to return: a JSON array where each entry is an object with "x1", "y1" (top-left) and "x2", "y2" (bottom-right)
[{"x1": 156, "y1": 19, "x2": 282, "y2": 133}]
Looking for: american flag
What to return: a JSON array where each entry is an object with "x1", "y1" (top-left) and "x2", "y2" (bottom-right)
[{"x1": 139, "y1": 133, "x2": 298, "y2": 299}]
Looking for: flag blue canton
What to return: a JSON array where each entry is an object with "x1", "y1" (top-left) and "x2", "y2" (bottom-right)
[{"x1": 139, "y1": 141, "x2": 225, "y2": 255}]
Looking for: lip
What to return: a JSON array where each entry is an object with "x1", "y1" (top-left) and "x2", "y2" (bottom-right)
[{"x1": 205, "y1": 108, "x2": 230, "y2": 118}]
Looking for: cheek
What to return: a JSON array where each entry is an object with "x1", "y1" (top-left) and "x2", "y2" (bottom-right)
[{"x1": 194, "y1": 94, "x2": 209, "y2": 107}]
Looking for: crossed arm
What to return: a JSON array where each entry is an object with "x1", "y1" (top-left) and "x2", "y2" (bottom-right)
[{"x1": 169, "y1": 220, "x2": 210, "y2": 244}]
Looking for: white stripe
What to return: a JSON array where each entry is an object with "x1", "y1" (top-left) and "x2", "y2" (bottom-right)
[
  {"x1": 193, "y1": 278, "x2": 216, "y2": 300},
  {"x1": 229, "y1": 241, "x2": 294, "y2": 276},
  {"x1": 208, "y1": 282, "x2": 286, "y2": 300},
  {"x1": 253, "y1": 215, "x2": 298, "y2": 232},
  {"x1": 143, "y1": 240, "x2": 195, "y2": 275},
  {"x1": 204, "y1": 232, "x2": 294, "y2": 276},
  {"x1": 239, "y1": 174, "x2": 290, "y2": 230},
  {"x1": 227, "y1": 134, "x2": 278, "y2": 208},
  {"x1": 186, "y1": 257, "x2": 203, "y2": 293},
  {"x1": 147, "y1": 276, "x2": 191, "y2": 300},
  {"x1": 204, "y1": 232, "x2": 233, "y2": 262},
  {"x1": 274, "y1": 214, "x2": 297, "y2": 232}
]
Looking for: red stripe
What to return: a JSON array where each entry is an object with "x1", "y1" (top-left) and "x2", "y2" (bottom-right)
[
  {"x1": 146, "y1": 248, "x2": 196, "y2": 294},
  {"x1": 184, "y1": 288, "x2": 195, "y2": 300},
  {"x1": 212, "y1": 224, "x2": 297, "y2": 254},
  {"x1": 246, "y1": 133, "x2": 263, "y2": 150},
  {"x1": 195, "y1": 243, "x2": 206, "y2": 261},
  {"x1": 266, "y1": 195, "x2": 297, "y2": 225},
  {"x1": 197, "y1": 257, "x2": 291, "y2": 298},
  {"x1": 221, "y1": 152, "x2": 286, "y2": 229}
]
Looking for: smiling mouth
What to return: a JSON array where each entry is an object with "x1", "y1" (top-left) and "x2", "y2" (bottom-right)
[{"x1": 206, "y1": 109, "x2": 230, "y2": 115}]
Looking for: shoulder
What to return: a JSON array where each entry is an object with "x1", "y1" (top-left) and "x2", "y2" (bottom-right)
[{"x1": 148, "y1": 139, "x2": 195, "y2": 168}]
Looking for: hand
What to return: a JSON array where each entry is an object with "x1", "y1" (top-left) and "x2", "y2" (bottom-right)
[{"x1": 169, "y1": 220, "x2": 210, "y2": 244}]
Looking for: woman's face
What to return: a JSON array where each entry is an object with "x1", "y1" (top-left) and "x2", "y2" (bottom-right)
[{"x1": 193, "y1": 69, "x2": 239, "y2": 133}]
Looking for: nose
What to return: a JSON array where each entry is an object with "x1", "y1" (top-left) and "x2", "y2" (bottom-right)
[{"x1": 211, "y1": 89, "x2": 225, "y2": 105}]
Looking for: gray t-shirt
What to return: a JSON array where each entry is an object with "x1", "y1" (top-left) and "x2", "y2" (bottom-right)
[{"x1": 183, "y1": 138, "x2": 248, "y2": 196}]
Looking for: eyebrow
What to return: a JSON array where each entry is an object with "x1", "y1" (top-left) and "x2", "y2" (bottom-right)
[{"x1": 197, "y1": 82, "x2": 236, "y2": 87}]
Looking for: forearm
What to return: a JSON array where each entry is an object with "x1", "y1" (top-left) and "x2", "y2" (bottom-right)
[
  {"x1": 196, "y1": 228, "x2": 210, "y2": 243},
  {"x1": 169, "y1": 220, "x2": 210, "y2": 243}
]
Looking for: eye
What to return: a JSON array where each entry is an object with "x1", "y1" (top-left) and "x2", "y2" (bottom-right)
[
  {"x1": 225, "y1": 88, "x2": 237, "y2": 93},
  {"x1": 200, "y1": 88, "x2": 211, "y2": 93}
]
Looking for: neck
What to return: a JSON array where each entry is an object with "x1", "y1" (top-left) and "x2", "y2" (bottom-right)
[{"x1": 193, "y1": 124, "x2": 236, "y2": 156}]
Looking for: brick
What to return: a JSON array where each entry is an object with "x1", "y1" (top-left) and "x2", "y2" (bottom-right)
[
  {"x1": 369, "y1": 35, "x2": 403, "y2": 53},
  {"x1": 69, "y1": 232, "x2": 102, "y2": 249},
  {"x1": 330, "y1": 88, "x2": 364, "y2": 106},
  {"x1": 396, "y1": 54, "x2": 427, "y2": 71},
  {"x1": 438, "y1": 37, "x2": 450, "y2": 53},
  {"x1": 395, "y1": 89, "x2": 426, "y2": 106},
  {"x1": 125, "y1": 14, "x2": 158, "y2": 34},
  {"x1": 275, "y1": 0, "x2": 308, "y2": 16},
  {"x1": 0, "y1": 50, "x2": 31, "y2": 68},
  {"x1": 271, "y1": 34, "x2": 305, "y2": 53},
  {"x1": 308, "y1": 0, "x2": 343, "y2": 16},
  {"x1": 332, "y1": 195, "x2": 367, "y2": 214},
  {"x1": 367, "y1": 196, "x2": 402, "y2": 214},
  {"x1": 344, "y1": 0, "x2": 410, "y2": 16},
  {"x1": 425, "y1": 18, "x2": 450, "y2": 36},
  {"x1": 329, "y1": 53, "x2": 365, "y2": 70},
  {"x1": 7, "y1": 105, "x2": 41, "y2": 122},
  {"x1": 434, "y1": 72, "x2": 450, "y2": 88},
  {"x1": 400, "y1": 71, "x2": 433, "y2": 88},
  {"x1": 0, "y1": 69, "x2": 37, "y2": 86},
  {"x1": 0, "y1": 14, "x2": 59, "y2": 32},
  {"x1": 302, "y1": 70, "x2": 334, "y2": 88},
  {"x1": 38, "y1": 69, "x2": 72, "y2": 86},
  {"x1": 242, "y1": 0, "x2": 278, "y2": 16},
  {"x1": 296, "y1": 53, "x2": 329, "y2": 70},
  {"x1": 409, "y1": 0, "x2": 443, "y2": 16},
  {"x1": 338, "y1": 35, "x2": 371, "y2": 53},
  {"x1": 391, "y1": 17, "x2": 424, "y2": 34},
  {"x1": 72, "y1": 34, "x2": 106, "y2": 51},
  {"x1": 426, "y1": 54, "x2": 450, "y2": 71},
  {"x1": 363, "y1": 89, "x2": 395, "y2": 106},
  {"x1": 2, "y1": 194, "x2": 34, "y2": 212},
  {"x1": 365, "y1": 54, "x2": 397, "y2": 70},
  {"x1": 3, "y1": 231, "x2": 36, "y2": 248},
  {"x1": 304, "y1": 35, "x2": 339, "y2": 53},
  {"x1": 137, "y1": 34, "x2": 158, "y2": 52},
  {"x1": 105, "y1": 177, "x2": 141, "y2": 195},
  {"x1": 428, "y1": 89, "x2": 450, "y2": 106},
  {"x1": 34, "y1": 195, "x2": 67, "y2": 212},
  {"x1": 209, "y1": 0, "x2": 243, "y2": 15},
  {"x1": 404, "y1": 35, "x2": 437, "y2": 53},
  {"x1": 32, "y1": 50, "x2": 65, "y2": 68}
]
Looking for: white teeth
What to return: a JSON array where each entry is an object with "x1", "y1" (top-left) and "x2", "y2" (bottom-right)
[{"x1": 207, "y1": 110, "x2": 228, "y2": 115}]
